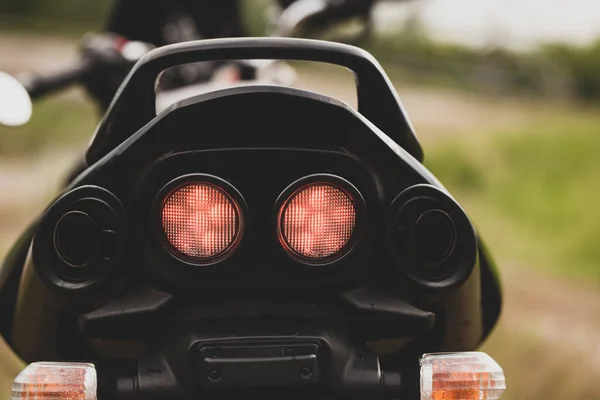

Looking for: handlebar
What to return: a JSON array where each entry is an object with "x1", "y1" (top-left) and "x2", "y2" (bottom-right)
[
  {"x1": 15, "y1": 36, "x2": 154, "y2": 101},
  {"x1": 274, "y1": 0, "x2": 375, "y2": 37},
  {"x1": 273, "y1": 0, "x2": 331, "y2": 37},
  {"x1": 19, "y1": 60, "x2": 94, "y2": 100}
]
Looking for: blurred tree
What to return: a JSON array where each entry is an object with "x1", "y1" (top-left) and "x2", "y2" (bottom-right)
[
  {"x1": 0, "y1": 0, "x2": 34, "y2": 14},
  {"x1": 240, "y1": 0, "x2": 273, "y2": 36},
  {"x1": 543, "y1": 40, "x2": 600, "y2": 102}
]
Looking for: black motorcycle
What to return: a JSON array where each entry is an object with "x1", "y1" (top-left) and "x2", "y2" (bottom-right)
[{"x1": 0, "y1": 1, "x2": 505, "y2": 400}]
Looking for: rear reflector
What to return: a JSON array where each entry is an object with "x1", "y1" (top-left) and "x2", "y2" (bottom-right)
[
  {"x1": 11, "y1": 362, "x2": 97, "y2": 400},
  {"x1": 420, "y1": 352, "x2": 506, "y2": 400},
  {"x1": 162, "y1": 183, "x2": 241, "y2": 261},
  {"x1": 279, "y1": 183, "x2": 356, "y2": 261}
]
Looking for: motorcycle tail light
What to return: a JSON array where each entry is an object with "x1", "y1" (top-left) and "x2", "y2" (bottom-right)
[
  {"x1": 162, "y1": 183, "x2": 242, "y2": 262},
  {"x1": 279, "y1": 182, "x2": 356, "y2": 261},
  {"x1": 420, "y1": 352, "x2": 506, "y2": 400},
  {"x1": 11, "y1": 362, "x2": 97, "y2": 400}
]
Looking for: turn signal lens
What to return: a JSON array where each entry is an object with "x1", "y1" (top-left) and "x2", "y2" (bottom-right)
[
  {"x1": 11, "y1": 362, "x2": 97, "y2": 400},
  {"x1": 279, "y1": 183, "x2": 356, "y2": 260},
  {"x1": 162, "y1": 183, "x2": 242, "y2": 261},
  {"x1": 420, "y1": 352, "x2": 506, "y2": 400}
]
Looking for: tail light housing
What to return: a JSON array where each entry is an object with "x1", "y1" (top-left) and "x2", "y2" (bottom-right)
[
  {"x1": 277, "y1": 175, "x2": 364, "y2": 266},
  {"x1": 159, "y1": 175, "x2": 244, "y2": 266}
]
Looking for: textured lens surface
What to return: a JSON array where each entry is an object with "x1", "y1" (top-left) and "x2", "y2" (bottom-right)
[
  {"x1": 420, "y1": 352, "x2": 506, "y2": 400},
  {"x1": 162, "y1": 183, "x2": 240, "y2": 260},
  {"x1": 281, "y1": 183, "x2": 356, "y2": 260},
  {"x1": 11, "y1": 362, "x2": 97, "y2": 400}
]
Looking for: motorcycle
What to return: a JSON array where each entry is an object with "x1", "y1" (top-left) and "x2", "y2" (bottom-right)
[{"x1": 0, "y1": 1, "x2": 506, "y2": 399}]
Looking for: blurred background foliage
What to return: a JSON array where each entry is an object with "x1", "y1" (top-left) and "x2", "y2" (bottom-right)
[
  {"x1": 0, "y1": 0, "x2": 112, "y2": 32},
  {"x1": 5, "y1": 0, "x2": 600, "y2": 102},
  {"x1": 1, "y1": 1, "x2": 600, "y2": 399},
  {"x1": 370, "y1": 16, "x2": 600, "y2": 103}
]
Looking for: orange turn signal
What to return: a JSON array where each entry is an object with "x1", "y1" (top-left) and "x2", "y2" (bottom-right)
[
  {"x1": 11, "y1": 362, "x2": 97, "y2": 400},
  {"x1": 420, "y1": 352, "x2": 506, "y2": 400}
]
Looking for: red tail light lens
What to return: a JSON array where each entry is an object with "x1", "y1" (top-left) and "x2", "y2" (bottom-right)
[
  {"x1": 279, "y1": 183, "x2": 356, "y2": 261},
  {"x1": 161, "y1": 183, "x2": 242, "y2": 262}
]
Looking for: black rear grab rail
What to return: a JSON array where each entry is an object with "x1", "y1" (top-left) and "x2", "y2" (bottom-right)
[{"x1": 86, "y1": 37, "x2": 424, "y2": 164}]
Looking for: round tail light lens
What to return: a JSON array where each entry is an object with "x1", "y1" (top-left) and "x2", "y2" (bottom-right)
[
  {"x1": 161, "y1": 183, "x2": 242, "y2": 262},
  {"x1": 279, "y1": 182, "x2": 357, "y2": 262}
]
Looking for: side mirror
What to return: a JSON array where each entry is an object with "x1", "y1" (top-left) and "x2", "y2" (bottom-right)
[{"x1": 0, "y1": 71, "x2": 32, "y2": 127}]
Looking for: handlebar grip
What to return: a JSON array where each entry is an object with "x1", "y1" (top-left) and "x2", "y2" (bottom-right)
[{"x1": 20, "y1": 60, "x2": 94, "y2": 100}]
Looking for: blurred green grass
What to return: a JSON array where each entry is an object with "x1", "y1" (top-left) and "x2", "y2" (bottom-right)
[
  {"x1": 0, "y1": 94, "x2": 95, "y2": 155},
  {"x1": 426, "y1": 110, "x2": 600, "y2": 282},
  {"x1": 482, "y1": 325, "x2": 600, "y2": 400}
]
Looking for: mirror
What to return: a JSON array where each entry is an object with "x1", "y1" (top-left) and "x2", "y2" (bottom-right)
[{"x1": 0, "y1": 71, "x2": 32, "y2": 127}]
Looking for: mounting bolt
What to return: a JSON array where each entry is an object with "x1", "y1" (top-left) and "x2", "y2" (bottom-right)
[
  {"x1": 208, "y1": 369, "x2": 221, "y2": 382},
  {"x1": 300, "y1": 366, "x2": 312, "y2": 379}
]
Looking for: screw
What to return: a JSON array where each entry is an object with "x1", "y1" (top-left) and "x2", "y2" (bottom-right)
[
  {"x1": 208, "y1": 369, "x2": 221, "y2": 382},
  {"x1": 300, "y1": 366, "x2": 312, "y2": 379}
]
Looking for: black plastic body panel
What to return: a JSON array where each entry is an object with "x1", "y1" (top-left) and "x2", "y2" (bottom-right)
[
  {"x1": 8, "y1": 83, "x2": 502, "y2": 365},
  {"x1": 136, "y1": 148, "x2": 381, "y2": 290},
  {"x1": 196, "y1": 343, "x2": 321, "y2": 388},
  {"x1": 79, "y1": 285, "x2": 434, "y2": 342},
  {"x1": 70, "y1": 85, "x2": 498, "y2": 332},
  {"x1": 0, "y1": 222, "x2": 36, "y2": 343},
  {"x1": 70, "y1": 86, "x2": 434, "y2": 292}
]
